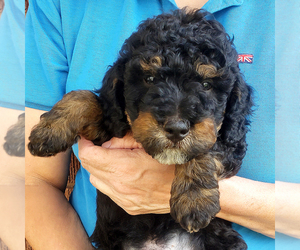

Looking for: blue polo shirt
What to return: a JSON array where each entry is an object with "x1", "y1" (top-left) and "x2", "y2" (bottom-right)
[
  {"x1": 26, "y1": 0, "x2": 276, "y2": 249},
  {"x1": 274, "y1": 1, "x2": 300, "y2": 249},
  {"x1": 0, "y1": 0, "x2": 25, "y2": 110},
  {"x1": 203, "y1": 1, "x2": 275, "y2": 249}
]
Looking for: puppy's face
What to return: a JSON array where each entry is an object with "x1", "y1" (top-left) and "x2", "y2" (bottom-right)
[{"x1": 123, "y1": 51, "x2": 234, "y2": 165}]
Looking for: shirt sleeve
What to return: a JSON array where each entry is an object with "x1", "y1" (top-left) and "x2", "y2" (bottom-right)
[{"x1": 25, "y1": 0, "x2": 68, "y2": 111}]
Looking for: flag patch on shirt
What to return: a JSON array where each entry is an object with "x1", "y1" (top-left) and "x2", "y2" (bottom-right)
[{"x1": 238, "y1": 54, "x2": 254, "y2": 64}]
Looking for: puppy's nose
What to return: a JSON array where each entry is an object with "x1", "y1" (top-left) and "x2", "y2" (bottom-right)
[{"x1": 164, "y1": 119, "x2": 190, "y2": 143}]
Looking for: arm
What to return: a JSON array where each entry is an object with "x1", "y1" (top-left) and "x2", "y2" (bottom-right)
[
  {"x1": 0, "y1": 107, "x2": 25, "y2": 250},
  {"x1": 25, "y1": 108, "x2": 95, "y2": 250},
  {"x1": 78, "y1": 135, "x2": 275, "y2": 237},
  {"x1": 217, "y1": 176, "x2": 275, "y2": 238},
  {"x1": 275, "y1": 181, "x2": 300, "y2": 238}
]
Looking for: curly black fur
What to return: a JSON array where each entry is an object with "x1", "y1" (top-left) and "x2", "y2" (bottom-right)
[
  {"x1": 97, "y1": 9, "x2": 252, "y2": 176},
  {"x1": 90, "y1": 9, "x2": 252, "y2": 249},
  {"x1": 28, "y1": 8, "x2": 253, "y2": 250}
]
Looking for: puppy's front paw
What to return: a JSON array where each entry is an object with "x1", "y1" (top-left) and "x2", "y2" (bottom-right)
[
  {"x1": 28, "y1": 113, "x2": 77, "y2": 157},
  {"x1": 170, "y1": 189, "x2": 220, "y2": 233},
  {"x1": 28, "y1": 90, "x2": 104, "y2": 157}
]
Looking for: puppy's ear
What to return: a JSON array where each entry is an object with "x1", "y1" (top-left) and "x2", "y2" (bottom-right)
[
  {"x1": 218, "y1": 73, "x2": 253, "y2": 176},
  {"x1": 98, "y1": 58, "x2": 130, "y2": 138}
]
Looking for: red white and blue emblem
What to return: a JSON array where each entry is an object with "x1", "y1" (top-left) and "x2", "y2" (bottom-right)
[{"x1": 238, "y1": 54, "x2": 254, "y2": 64}]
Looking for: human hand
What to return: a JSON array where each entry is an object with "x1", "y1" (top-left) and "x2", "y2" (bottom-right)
[{"x1": 78, "y1": 134, "x2": 175, "y2": 215}]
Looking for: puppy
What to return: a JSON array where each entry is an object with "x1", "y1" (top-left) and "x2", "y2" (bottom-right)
[{"x1": 28, "y1": 9, "x2": 252, "y2": 249}]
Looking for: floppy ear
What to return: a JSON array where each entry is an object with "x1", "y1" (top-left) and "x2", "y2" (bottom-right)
[
  {"x1": 98, "y1": 57, "x2": 130, "y2": 138},
  {"x1": 217, "y1": 73, "x2": 253, "y2": 176}
]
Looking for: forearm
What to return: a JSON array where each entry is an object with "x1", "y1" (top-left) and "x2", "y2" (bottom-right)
[
  {"x1": 25, "y1": 108, "x2": 94, "y2": 249},
  {"x1": 217, "y1": 176, "x2": 275, "y2": 238},
  {"x1": 0, "y1": 107, "x2": 25, "y2": 250},
  {"x1": 0, "y1": 107, "x2": 25, "y2": 184},
  {"x1": 0, "y1": 185, "x2": 25, "y2": 250},
  {"x1": 26, "y1": 182, "x2": 95, "y2": 250},
  {"x1": 275, "y1": 181, "x2": 300, "y2": 238}
]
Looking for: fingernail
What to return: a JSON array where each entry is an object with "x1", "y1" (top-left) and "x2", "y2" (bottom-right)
[{"x1": 101, "y1": 140, "x2": 112, "y2": 148}]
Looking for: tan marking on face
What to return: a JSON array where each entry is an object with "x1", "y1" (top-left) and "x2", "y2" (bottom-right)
[
  {"x1": 149, "y1": 56, "x2": 162, "y2": 67},
  {"x1": 140, "y1": 56, "x2": 162, "y2": 72},
  {"x1": 195, "y1": 63, "x2": 220, "y2": 78},
  {"x1": 131, "y1": 112, "x2": 158, "y2": 130},
  {"x1": 131, "y1": 112, "x2": 160, "y2": 142},
  {"x1": 216, "y1": 122, "x2": 222, "y2": 132},
  {"x1": 132, "y1": 112, "x2": 189, "y2": 164},
  {"x1": 125, "y1": 111, "x2": 132, "y2": 126},
  {"x1": 193, "y1": 118, "x2": 217, "y2": 147},
  {"x1": 112, "y1": 78, "x2": 118, "y2": 90},
  {"x1": 132, "y1": 114, "x2": 219, "y2": 165}
]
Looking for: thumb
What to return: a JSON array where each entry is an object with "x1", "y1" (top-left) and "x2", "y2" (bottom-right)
[
  {"x1": 78, "y1": 136, "x2": 95, "y2": 151},
  {"x1": 78, "y1": 136, "x2": 134, "y2": 172},
  {"x1": 78, "y1": 136, "x2": 109, "y2": 162},
  {"x1": 101, "y1": 133, "x2": 143, "y2": 149}
]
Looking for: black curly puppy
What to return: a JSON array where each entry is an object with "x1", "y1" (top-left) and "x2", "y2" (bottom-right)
[{"x1": 28, "y1": 9, "x2": 252, "y2": 249}]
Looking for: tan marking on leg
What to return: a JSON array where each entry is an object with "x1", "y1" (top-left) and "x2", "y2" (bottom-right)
[
  {"x1": 213, "y1": 158, "x2": 226, "y2": 179},
  {"x1": 28, "y1": 90, "x2": 104, "y2": 156},
  {"x1": 170, "y1": 156, "x2": 220, "y2": 232}
]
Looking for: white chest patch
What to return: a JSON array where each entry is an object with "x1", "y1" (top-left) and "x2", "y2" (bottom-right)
[{"x1": 124, "y1": 230, "x2": 197, "y2": 250}]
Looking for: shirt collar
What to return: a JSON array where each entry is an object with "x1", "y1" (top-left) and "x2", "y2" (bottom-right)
[
  {"x1": 203, "y1": 0, "x2": 243, "y2": 13},
  {"x1": 167, "y1": 0, "x2": 244, "y2": 13}
]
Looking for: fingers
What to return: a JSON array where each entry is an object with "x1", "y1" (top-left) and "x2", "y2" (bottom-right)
[
  {"x1": 89, "y1": 174, "x2": 171, "y2": 215},
  {"x1": 89, "y1": 174, "x2": 139, "y2": 215},
  {"x1": 78, "y1": 136, "x2": 131, "y2": 163},
  {"x1": 78, "y1": 136, "x2": 143, "y2": 176},
  {"x1": 78, "y1": 136, "x2": 174, "y2": 215},
  {"x1": 101, "y1": 133, "x2": 143, "y2": 149},
  {"x1": 77, "y1": 136, "x2": 96, "y2": 153},
  {"x1": 78, "y1": 136, "x2": 146, "y2": 166},
  {"x1": 78, "y1": 137, "x2": 111, "y2": 174}
]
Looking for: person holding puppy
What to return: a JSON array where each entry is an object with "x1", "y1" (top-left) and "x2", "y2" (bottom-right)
[{"x1": 26, "y1": 0, "x2": 277, "y2": 249}]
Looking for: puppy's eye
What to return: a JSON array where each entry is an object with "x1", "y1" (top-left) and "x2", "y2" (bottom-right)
[
  {"x1": 145, "y1": 76, "x2": 155, "y2": 84},
  {"x1": 201, "y1": 81, "x2": 212, "y2": 90}
]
